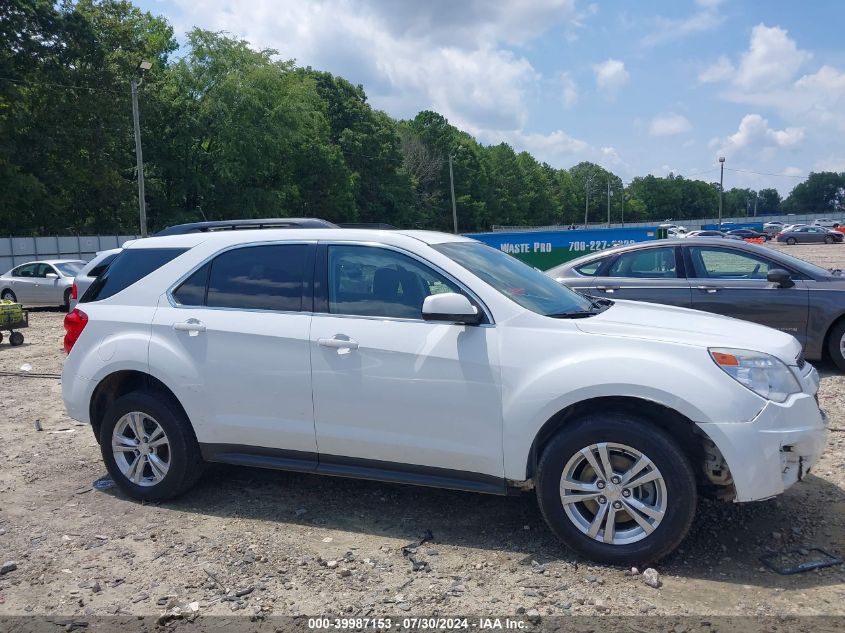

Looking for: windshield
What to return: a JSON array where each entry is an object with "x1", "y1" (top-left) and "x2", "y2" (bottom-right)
[
  {"x1": 765, "y1": 248, "x2": 836, "y2": 277},
  {"x1": 54, "y1": 262, "x2": 84, "y2": 276},
  {"x1": 434, "y1": 242, "x2": 595, "y2": 317}
]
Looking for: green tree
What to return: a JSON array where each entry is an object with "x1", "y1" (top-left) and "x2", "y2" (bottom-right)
[
  {"x1": 756, "y1": 188, "x2": 782, "y2": 215},
  {"x1": 783, "y1": 172, "x2": 845, "y2": 213},
  {"x1": 1, "y1": 0, "x2": 177, "y2": 234},
  {"x1": 144, "y1": 30, "x2": 355, "y2": 229}
]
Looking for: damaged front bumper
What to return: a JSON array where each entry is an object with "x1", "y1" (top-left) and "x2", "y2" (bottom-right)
[{"x1": 696, "y1": 393, "x2": 828, "y2": 503}]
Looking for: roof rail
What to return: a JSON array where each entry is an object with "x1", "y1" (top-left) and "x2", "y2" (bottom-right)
[
  {"x1": 155, "y1": 218, "x2": 338, "y2": 236},
  {"x1": 337, "y1": 223, "x2": 397, "y2": 230}
]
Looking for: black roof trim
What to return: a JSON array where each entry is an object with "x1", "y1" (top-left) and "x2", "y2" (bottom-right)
[
  {"x1": 155, "y1": 218, "x2": 338, "y2": 236},
  {"x1": 337, "y1": 223, "x2": 398, "y2": 230}
]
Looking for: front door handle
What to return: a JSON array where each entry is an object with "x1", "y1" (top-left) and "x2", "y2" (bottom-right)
[
  {"x1": 696, "y1": 285, "x2": 719, "y2": 293},
  {"x1": 173, "y1": 320, "x2": 206, "y2": 336},
  {"x1": 595, "y1": 285, "x2": 618, "y2": 293},
  {"x1": 318, "y1": 337, "x2": 359, "y2": 351}
]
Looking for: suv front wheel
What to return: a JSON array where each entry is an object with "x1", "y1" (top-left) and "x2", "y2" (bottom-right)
[
  {"x1": 99, "y1": 390, "x2": 205, "y2": 501},
  {"x1": 536, "y1": 412, "x2": 697, "y2": 565}
]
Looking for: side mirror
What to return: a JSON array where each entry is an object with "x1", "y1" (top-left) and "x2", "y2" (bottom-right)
[
  {"x1": 767, "y1": 268, "x2": 794, "y2": 288},
  {"x1": 45, "y1": 272, "x2": 59, "y2": 279},
  {"x1": 422, "y1": 293, "x2": 481, "y2": 325}
]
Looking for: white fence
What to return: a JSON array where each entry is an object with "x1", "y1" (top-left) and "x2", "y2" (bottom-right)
[
  {"x1": 492, "y1": 212, "x2": 845, "y2": 233},
  {"x1": 0, "y1": 235, "x2": 140, "y2": 273}
]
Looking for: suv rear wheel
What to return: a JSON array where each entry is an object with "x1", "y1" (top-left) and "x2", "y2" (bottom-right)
[
  {"x1": 536, "y1": 413, "x2": 696, "y2": 565},
  {"x1": 99, "y1": 390, "x2": 205, "y2": 501}
]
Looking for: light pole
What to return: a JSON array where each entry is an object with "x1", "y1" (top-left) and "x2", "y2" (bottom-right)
[
  {"x1": 620, "y1": 182, "x2": 625, "y2": 227},
  {"x1": 583, "y1": 173, "x2": 595, "y2": 227},
  {"x1": 718, "y1": 156, "x2": 725, "y2": 229},
  {"x1": 607, "y1": 178, "x2": 612, "y2": 227},
  {"x1": 131, "y1": 60, "x2": 152, "y2": 237},
  {"x1": 448, "y1": 154, "x2": 458, "y2": 234}
]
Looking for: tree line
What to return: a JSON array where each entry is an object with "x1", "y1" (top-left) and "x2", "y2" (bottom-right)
[{"x1": 2, "y1": 0, "x2": 844, "y2": 237}]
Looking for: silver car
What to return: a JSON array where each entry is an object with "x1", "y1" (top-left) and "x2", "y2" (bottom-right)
[
  {"x1": 70, "y1": 248, "x2": 121, "y2": 310},
  {"x1": 0, "y1": 259, "x2": 85, "y2": 309}
]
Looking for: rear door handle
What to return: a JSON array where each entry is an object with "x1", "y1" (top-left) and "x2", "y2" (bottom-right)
[
  {"x1": 173, "y1": 320, "x2": 206, "y2": 336},
  {"x1": 696, "y1": 285, "x2": 719, "y2": 293},
  {"x1": 595, "y1": 285, "x2": 618, "y2": 293},
  {"x1": 318, "y1": 337, "x2": 359, "y2": 351}
]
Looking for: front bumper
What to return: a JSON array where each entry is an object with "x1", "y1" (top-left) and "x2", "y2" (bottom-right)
[{"x1": 696, "y1": 393, "x2": 828, "y2": 502}]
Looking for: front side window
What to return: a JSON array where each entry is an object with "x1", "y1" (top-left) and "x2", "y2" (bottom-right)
[
  {"x1": 688, "y1": 247, "x2": 774, "y2": 280},
  {"x1": 327, "y1": 245, "x2": 460, "y2": 319},
  {"x1": 34, "y1": 263, "x2": 55, "y2": 278},
  {"x1": 434, "y1": 242, "x2": 594, "y2": 317},
  {"x1": 607, "y1": 247, "x2": 677, "y2": 279},
  {"x1": 205, "y1": 244, "x2": 309, "y2": 311}
]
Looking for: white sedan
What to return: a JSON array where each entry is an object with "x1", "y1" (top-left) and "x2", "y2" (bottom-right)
[{"x1": 0, "y1": 259, "x2": 85, "y2": 309}]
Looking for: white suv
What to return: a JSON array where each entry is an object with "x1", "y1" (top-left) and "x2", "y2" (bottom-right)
[{"x1": 62, "y1": 229, "x2": 827, "y2": 564}]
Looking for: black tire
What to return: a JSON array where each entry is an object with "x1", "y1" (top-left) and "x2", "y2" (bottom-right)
[
  {"x1": 9, "y1": 331, "x2": 23, "y2": 346},
  {"x1": 535, "y1": 413, "x2": 697, "y2": 566},
  {"x1": 0, "y1": 332, "x2": 3, "y2": 344},
  {"x1": 63, "y1": 288, "x2": 72, "y2": 311},
  {"x1": 827, "y1": 320, "x2": 845, "y2": 372},
  {"x1": 825, "y1": 236, "x2": 833, "y2": 244},
  {"x1": 786, "y1": 237, "x2": 797, "y2": 245},
  {"x1": 1, "y1": 289, "x2": 16, "y2": 302},
  {"x1": 98, "y1": 390, "x2": 205, "y2": 502}
]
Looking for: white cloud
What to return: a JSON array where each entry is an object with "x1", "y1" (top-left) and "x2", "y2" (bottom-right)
[
  {"x1": 559, "y1": 72, "x2": 578, "y2": 108},
  {"x1": 701, "y1": 24, "x2": 845, "y2": 132},
  {"x1": 649, "y1": 114, "x2": 692, "y2": 137},
  {"x1": 699, "y1": 55, "x2": 734, "y2": 83},
  {"x1": 734, "y1": 24, "x2": 812, "y2": 90},
  {"x1": 167, "y1": 0, "x2": 580, "y2": 133},
  {"x1": 713, "y1": 114, "x2": 804, "y2": 158},
  {"x1": 641, "y1": 1, "x2": 724, "y2": 47},
  {"x1": 474, "y1": 129, "x2": 626, "y2": 173},
  {"x1": 593, "y1": 59, "x2": 629, "y2": 98}
]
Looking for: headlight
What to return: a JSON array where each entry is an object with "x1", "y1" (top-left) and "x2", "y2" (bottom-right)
[{"x1": 709, "y1": 348, "x2": 802, "y2": 403}]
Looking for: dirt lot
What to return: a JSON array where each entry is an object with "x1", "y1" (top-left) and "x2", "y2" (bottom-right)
[{"x1": 0, "y1": 242, "x2": 844, "y2": 625}]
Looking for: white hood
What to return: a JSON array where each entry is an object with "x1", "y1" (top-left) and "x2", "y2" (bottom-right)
[{"x1": 574, "y1": 299, "x2": 803, "y2": 365}]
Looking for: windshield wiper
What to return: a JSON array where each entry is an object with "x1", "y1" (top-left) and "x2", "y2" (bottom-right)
[
  {"x1": 548, "y1": 298, "x2": 614, "y2": 319},
  {"x1": 548, "y1": 310, "x2": 599, "y2": 319}
]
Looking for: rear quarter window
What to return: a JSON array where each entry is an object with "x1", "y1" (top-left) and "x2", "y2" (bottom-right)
[
  {"x1": 88, "y1": 253, "x2": 119, "y2": 278},
  {"x1": 80, "y1": 248, "x2": 187, "y2": 302},
  {"x1": 573, "y1": 260, "x2": 604, "y2": 276}
]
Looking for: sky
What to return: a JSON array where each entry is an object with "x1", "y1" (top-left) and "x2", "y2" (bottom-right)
[{"x1": 136, "y1": 0, "x2": 845, "y2": 195}]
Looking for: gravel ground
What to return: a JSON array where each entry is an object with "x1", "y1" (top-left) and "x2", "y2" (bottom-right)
[{"x1": 0, "y1": 242, "x2": 843, "y2": 623}]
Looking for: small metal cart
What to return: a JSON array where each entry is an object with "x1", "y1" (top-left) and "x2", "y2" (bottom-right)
[{"x1": 0, "y1": 310, "x2": 28, "y2": 346}]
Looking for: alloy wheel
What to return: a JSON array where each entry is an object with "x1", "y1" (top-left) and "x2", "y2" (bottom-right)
[
  {"x1": 559, "y1": 442, "x2": 667, "y2": 545},
  {"x1": 111, "y1": 412, "x2": 171, "y2": 486}
]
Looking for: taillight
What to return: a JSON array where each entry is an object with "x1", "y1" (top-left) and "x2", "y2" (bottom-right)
[
  {"x1": 63, "y1": 308, "x2": 88, "y2": 354},
  {"x1": 71, "y1": 282, "x2": 77, "y2": 300}
]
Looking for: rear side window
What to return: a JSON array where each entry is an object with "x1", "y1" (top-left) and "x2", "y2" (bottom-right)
[
  {"x1": 607, "y1": 247, "x2": 677, "y2": 279},
  {"x1": 199, "y1": 244, "x2": 310, "y2": 312},
  {"x1": 89, "y1": 253, "x2": 118, "y2": 278},
  {"x1": 81, "y1": 248, "x2": 187, "y2": 302}
]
